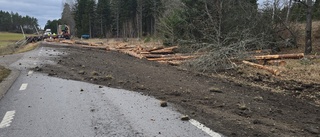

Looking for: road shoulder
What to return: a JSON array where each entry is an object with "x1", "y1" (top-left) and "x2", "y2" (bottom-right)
[
  {"x1": 0, "y1": 53, "x2": 24, "y2": 100},
  {"x1": 0, "y1": 68, "x2": 20, "y2": 99}
]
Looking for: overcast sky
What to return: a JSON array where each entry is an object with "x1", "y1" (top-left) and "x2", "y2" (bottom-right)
[
  {"x1": 0, "y1": 0, "x2": 64, "y2": 29},
  {"x1": 0, "y1": 0, "x2": 265, "y2": 29}
]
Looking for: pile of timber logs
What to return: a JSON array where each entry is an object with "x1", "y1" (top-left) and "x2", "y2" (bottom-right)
[
  {"x1": 243, "y1": 53, "x2": 304, "y2": 76},
  {"x1": 107, "y1": 44, "x2": 198, "y2": 65},
  {"x1": 55, "y1": 40, "x2": 197, "y2": 65},
  {"x1": 59, "y1": 40, "x2": 104, "y2": 47}
]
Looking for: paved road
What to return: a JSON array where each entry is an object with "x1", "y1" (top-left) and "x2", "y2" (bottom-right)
[{"x1": 0, "y1": 43, "x2": 223, "y2": 137}]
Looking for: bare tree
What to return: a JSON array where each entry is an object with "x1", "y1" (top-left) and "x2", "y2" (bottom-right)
[{"x1": 286, "y1": 0, "x2": 293, "y2": 23}]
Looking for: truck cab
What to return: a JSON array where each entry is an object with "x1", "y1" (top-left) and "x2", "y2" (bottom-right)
[{"x1": 43, "y1": 29, "x2": 52, "y2": 38}]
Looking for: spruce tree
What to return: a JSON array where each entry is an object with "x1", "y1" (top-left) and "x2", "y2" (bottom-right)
[{"x1": 96, "y1": 0, "x2": 111, "y2": 37}]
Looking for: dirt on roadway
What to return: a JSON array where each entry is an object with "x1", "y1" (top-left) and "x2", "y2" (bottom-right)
[{"x1": 35, "y1": 43, "x2": 319, "y2": 137}]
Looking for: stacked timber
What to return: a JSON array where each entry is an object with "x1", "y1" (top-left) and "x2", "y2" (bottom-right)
[
  {"x1": 106, "y1": 44, "x2": 196, "y2": 65},
  {"x1": 57, "y1": 40, "x2": 197, "y2": 65},
  {"x1": 243, "y1": 53, "x2": 304, "y2": 76}
]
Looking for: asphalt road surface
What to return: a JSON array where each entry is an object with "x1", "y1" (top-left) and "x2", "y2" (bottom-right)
[{"x1": 0, "y1": 43, "x2": 223, "y2": 137}]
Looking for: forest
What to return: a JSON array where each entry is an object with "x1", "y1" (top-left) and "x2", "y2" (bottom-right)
[
  {"x1": 0, "y1": 10, "x2": 39, "y2": 34},
  {"x1": 54, "y1": 0, "x2": 320, "y2": 38},
  {"x1": 44, "y1": 0, "x2": 320, "y2": 70}
]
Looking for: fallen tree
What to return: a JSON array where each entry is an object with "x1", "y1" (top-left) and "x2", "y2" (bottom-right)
[{"x1": 242, "y1": 60, "x2": 281, "y2": 76}]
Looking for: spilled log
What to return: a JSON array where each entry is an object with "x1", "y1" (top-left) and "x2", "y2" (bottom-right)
[
  {"x1": 149, "y1": 46, "x2": 178, "y2": 54},
  {"x1": 242, "y1": 60, "x2": 281, "y2": 76},
  {"x1": 120, "y1": 50, "x2": 144, "y2": 59},
  {"x1": 75, "y1": 41, "x2": 90, "y2": 45},
  {"x1": 147, "y1": 56, "x2": 195, "y2": 61},
  {"x1": 255, "y1": 53, "x2": 304, "y2": 60}
]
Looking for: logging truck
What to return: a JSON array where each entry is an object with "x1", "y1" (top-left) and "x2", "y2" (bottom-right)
[
  {"x1": 43, "y1": 25, "x2": 71, "y2": 39},
  {"x1": 57, "y1": 25, "x2": 70, "y2": 39}
]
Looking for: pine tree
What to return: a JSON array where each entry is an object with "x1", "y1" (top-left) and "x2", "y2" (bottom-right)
[
  {"x1": 0, "y1": 10, "x2": 39, "y2": 33},
  {"x1": 44, "y1": 19, "x2": 61, "y2": 34},
  {"x1": 74, "y1": 0, "x2": 96, "y2": 37},
  {"x1": 96, "y1": 0, "x2": 111, "y2": 37}
]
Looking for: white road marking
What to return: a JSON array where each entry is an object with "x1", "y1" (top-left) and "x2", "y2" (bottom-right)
[
  {"x1": 0, "y1": 110, "x2": 16, "y2": 128},
  {"x1": 189, "y1": 119, "x2": 222, "y2": 137},
  {"x1": 28, "y1": 71, "x2": 33, "y2": 75},
  {"x1": 19, "y1": 83, "x2": 28, "y2": 91}
]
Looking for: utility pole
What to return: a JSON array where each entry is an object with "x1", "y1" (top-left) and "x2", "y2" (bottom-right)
[
  {"x1": 20, "y1": 25, "x2": 26, "y2": 38},
  {"x1": 34, "y1": 25, "x2": 40, "y2": 35},
  {"x1": 305, "y1": 0, "x2": 313, "y2": 54}
]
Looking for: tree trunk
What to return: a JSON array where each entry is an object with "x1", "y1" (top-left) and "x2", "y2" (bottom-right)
[
  {"x1": 153, "y1": 0, "x2": 157, "y2": 36},
  {"x1": 100, "y1": 15, "x2": 103, "y2": 37},
  {"x1": 305, "y1": 0, "x2": 313, "y2": 54},
  {"x1": 137, "y1": 0, "x2": 143, "y2": 38},
  {"x1": 242, "y1": 61, "x2": 281, "y2": 76},
  {"x1": 147, "y1": 56, "x2": 196, "y2": 61},
  {"x1": 89, "y1": 13, "x2": 92, "y2": 38},
  {"x1": 286, "y1": 0, "x2": 292, "y2": 23},
  {"x1": 255, "y1": 53, "x2": 304, "y2": 60},
  {"x1": 120, "y1": 50, "x2": 144, "y2": 59},
  {"x1": 116, "y1": 10, "x2": 119, "y2": 38},
  {"x1": 272, "y1": 0, "x2": 279, "y2": 24}
]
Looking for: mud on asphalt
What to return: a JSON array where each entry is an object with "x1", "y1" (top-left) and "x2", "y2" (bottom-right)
[{"x1": 35, "y1": 43, "x2": 320, "y2": 137}]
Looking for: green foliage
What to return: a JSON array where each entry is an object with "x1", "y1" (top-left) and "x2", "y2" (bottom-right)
[
  {"x1": 159, "y1": 0, "x2": 278, "y2": 71},
  {"x1": 71, "y1": 0, "x2": 164, "y2": 38},
  {"x1": 96, "y1": 0, "x2": 111, "y2": 37},
  {"x1": 0, "y1": 10, "x2": 39, "y2": 33},
  {"x1": 158, "y1": 9, "x2": 187, "y2": 44},
  {"x1": 289, "y1": 0, "x2": 320, "y2": 21},
  {"x1": 290, "y1": 2, "x2": 307, "y2": 22},
  {"x1": 44, "y1": 19, "x2": 61, "y2": 34},
  {"x1": 74, "y1": 0, "x2": 96, "y2": 37}
]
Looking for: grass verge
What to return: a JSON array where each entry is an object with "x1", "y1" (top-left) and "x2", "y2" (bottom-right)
[
  {"x1": 0, "y1": 32, "x2": 26, "y2": 48},
  {"x1": 15, "y1": 43, "x2": 39, "y2": 53},
  {"x1": 0, "y1": 66, "x2": 11, "y2": 82},
  {"x1": 0, "y1": 32, "x2": 40, "y2": 55}
]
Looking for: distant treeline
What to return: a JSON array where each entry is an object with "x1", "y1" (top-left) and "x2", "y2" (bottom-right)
[
  {"x1": 50, "y1": 0, "x2": 320, "y2": 39},
  {"x1": 45, "y1": 0, "x2": 164, "y2": 38},
  {"x1": 0, "y1": 10, "x2": 40, "y2": 34}
]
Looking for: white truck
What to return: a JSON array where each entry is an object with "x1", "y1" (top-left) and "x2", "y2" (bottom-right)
[{"x1": 43, "y1": 29, "x2": 52, "y2": 38}]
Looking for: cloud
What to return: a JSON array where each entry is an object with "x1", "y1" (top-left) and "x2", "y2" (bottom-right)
[{"x1": 0, "y1": 0, "x2": 63, "y2": 29}]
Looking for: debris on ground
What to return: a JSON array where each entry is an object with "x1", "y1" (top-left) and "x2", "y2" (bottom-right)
[
  {"x1": 180, "y1": 115, "x2": 190, "y2": 121},
  {"x1": 160, "y1": 101, "x2": 168, "y2": 107},
  {"x1": 53, "y1": 39, "x2": 199, "y2": 66}
]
